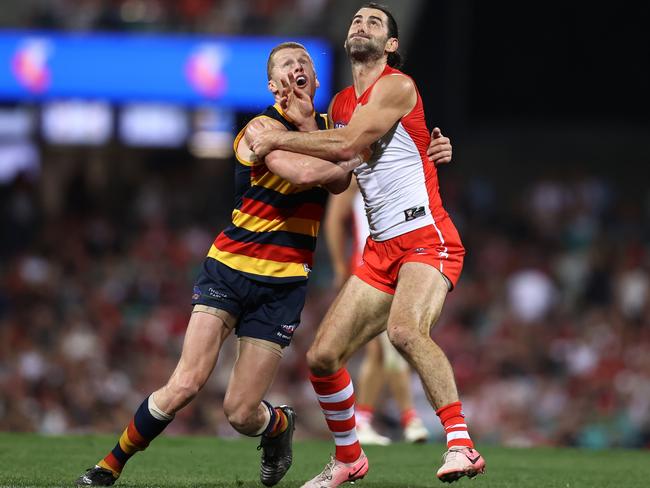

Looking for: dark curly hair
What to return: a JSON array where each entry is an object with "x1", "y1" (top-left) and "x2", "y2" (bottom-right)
[{"x1": 359, "y1": 2, "x2": 401, "y2": 68}]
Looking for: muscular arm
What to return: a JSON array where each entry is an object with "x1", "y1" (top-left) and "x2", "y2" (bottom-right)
[
  {"x1": 252, "y1": 75, "x2": 417, "y2": 161},
  {"x1": 240, "y1": 117, "x2": 360, "y2": 194},
  {"x1": 264, "y1": 150, "x2": 358, "y2": 193}
]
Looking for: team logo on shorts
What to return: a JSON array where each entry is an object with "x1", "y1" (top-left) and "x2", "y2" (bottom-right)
[
  {"x1": 303, "y1": 263, "x2": 312, "y2": 274},
  {"x1": 277, "y1": 322, "x2": 299, "y2": 341},
  {"x1": 208, "y1": 287, "x2": 228, "y2": 299},
  {"x1": 281, "y1": 323, "x2": 297, "y2": 334},
  {"x1": 192, "y1": 286, "x2": 201, "y2": 300}
]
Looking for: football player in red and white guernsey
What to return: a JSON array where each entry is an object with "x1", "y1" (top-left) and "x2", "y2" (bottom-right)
[{"x1": 252, "y1": 3, "x2": 486, "y2": 486}]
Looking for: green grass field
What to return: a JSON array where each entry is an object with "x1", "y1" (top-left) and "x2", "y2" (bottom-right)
[{"x1": 0, "y1": 433, "x2": 648, "y2": 487}]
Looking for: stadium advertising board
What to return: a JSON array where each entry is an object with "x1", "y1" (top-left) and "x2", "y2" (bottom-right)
[{"x1": 0, "y1": 30, "x2": 332, "y2": 111}]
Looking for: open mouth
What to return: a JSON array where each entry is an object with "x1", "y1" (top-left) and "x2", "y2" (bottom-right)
[{"x1": 295, "y1": 74, "x2": 308, "y2": 87}]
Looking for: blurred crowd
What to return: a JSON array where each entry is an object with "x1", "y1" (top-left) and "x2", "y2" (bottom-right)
[
  {"x1": 6, "y1": 0, "x2": 332, "y2": 36},
  {"x1": 1, "y1": 155, "x2": 649, "y2": 450}
]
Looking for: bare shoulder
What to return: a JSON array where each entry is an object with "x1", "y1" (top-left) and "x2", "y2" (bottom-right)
[
  {"x1": 243, "y1": 115, "x2": 286, "y2": 138},
  {"x1": 367, "y1": 74, "x2": 417, "y2": 113},
  {"x1": 238, "y1": 115, "x2": 286, "y2": 161},
  {"x1": 374, "y1": 73, "x2": 416, "y2": 97}
]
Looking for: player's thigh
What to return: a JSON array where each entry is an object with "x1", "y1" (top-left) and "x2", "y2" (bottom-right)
[
  {"x1": 388, "y1": 262, "x2": 449, "y2": 335},
  {"x1": 224, "y1": 338, "x2": 282, "y2": 409},
  {"x1": 173, "y1": 307, "x2": 235, "y2": 381},
  {"x1": 313, "y1": 275, "x2": 393, "y2": 362}
]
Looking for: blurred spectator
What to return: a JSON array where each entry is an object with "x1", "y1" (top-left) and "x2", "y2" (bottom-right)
[
  {"x1": 1, "y1": 153, "x2": 649, "y2": 450},
  {"x1": 0, "y1": 0, "x2": 648, "y2": 450},
  {"x1": 10, "y1": 0, "x2": 332, "y2": 36}
]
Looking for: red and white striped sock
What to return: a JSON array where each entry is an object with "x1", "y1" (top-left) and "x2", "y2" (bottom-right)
[
  {"x1": 436, "y1": 401, "x2": 474, "y2": 449},
  {"x1": 310, "y1": 368, "x2": 361, "y2": 463}
]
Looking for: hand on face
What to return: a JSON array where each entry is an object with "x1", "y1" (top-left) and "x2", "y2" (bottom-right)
[
  {"x1": 278, "y1": 72, "x2": 316, "y2": 130},
  {"x1": 427, "y1": 127, "x2": 452, "y2": 165}
]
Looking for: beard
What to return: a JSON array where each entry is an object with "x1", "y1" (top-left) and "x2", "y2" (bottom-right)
[{"x1": 345, "y1": 36, "x2": 384, "y2": 64}]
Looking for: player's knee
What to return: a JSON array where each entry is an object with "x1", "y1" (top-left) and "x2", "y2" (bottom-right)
[
  {"x1": 387, "y1": 323, "x2": 420, "y2": 355},
  {"x1": 306, "y1": 345, "x2": 340, "y2": 376}
]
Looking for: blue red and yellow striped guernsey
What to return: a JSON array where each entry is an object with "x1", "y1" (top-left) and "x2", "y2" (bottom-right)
[{"x1": 208, "y1": 104, "x2": 329, "y2": 283}]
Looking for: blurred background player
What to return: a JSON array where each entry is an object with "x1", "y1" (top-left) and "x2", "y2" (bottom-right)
[
  {"x1": 75, "y1": 41, "x2": 365, "y2": 487},
  {"x1": 325, "y1": 176, "x2": 430, "y2": 445}
]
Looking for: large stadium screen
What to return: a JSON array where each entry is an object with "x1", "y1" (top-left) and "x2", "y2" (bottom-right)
[{"x1": 0, "y1": 30, "x2": 333, "y2": 112}]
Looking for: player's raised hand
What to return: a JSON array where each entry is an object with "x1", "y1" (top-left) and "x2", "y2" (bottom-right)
[
  {"x1": 279, "y1": 72, "x2": 317, "y2": 131},
  {"x1": 427, "y1": 127, "x2": 452, "y2": 165}
]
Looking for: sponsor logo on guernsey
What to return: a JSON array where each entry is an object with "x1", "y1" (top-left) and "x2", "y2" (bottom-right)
[
  {"x1": 404, "y1": 206, "x2": 426, "y2": 222},
  {"x1": 334, "y1": 122, "x2": 346, "y2": 128}
]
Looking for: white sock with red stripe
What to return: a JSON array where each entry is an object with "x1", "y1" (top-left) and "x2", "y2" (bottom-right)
[
  {"x1": 310, "y1": 368, "x2": 361, "y2": 463},
  {"x1": 436, "y1": 401, "x2": 474, "y2": 449}
]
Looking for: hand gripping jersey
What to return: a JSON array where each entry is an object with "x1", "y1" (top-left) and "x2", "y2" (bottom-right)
[
  {"x1": 208, "y1": 104, "x2": 329, "y2": 283},
  {"x1": 331, "y1": 65, "x2": 449, "y2": 242}
]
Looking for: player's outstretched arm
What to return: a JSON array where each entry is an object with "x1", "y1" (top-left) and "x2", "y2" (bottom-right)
[{"x1": 251, "y1": 74, "x2": 416, "y2": 162}]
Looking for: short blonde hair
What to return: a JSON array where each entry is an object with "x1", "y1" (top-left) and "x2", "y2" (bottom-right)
[{"x1": 266, "y1": 42, "x2": 310, "y2": 80}]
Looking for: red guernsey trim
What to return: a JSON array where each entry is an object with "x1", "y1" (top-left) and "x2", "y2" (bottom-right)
[
  {"x1": 326, "y1": 417, "x2": 356, "y2": 433},
  {"x1": 241, "y1": 197, "x2": 324, "y2": 222},
  {"x1": 215, "y1": 234, "x2": 312, "y2": 264},
  {"x1": 310, "y1": 368, "x2": 351, "y2": 396}
]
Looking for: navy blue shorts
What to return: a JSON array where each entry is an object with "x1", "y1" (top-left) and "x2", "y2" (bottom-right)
[{"x1": 191, "y1": 258, "x2": 306, "y2": 347}]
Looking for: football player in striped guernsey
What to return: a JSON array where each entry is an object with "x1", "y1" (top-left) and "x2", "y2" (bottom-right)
[{"x1": 75, "y1": 41, "x2": 367, "y2": 487}]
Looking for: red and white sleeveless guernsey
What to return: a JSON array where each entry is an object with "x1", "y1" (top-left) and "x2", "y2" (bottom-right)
[{"x1": 331, "y1": 65, "x2": 465, "y2": 292}]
